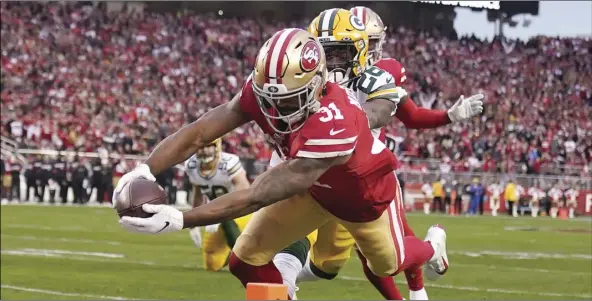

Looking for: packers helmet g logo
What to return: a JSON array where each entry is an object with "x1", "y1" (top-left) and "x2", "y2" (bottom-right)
[{"x1": 350, "y1": 15, "x2": 366, "y2": 31}]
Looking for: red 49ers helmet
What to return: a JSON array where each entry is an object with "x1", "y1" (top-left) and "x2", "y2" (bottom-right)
[{"x1": 252, "y1": 28, "x2": 327, "y2": 134}]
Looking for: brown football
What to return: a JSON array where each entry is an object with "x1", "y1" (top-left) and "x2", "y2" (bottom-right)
[{"x1": 114, "y1": 178, "x2": 168, "y2": 218}]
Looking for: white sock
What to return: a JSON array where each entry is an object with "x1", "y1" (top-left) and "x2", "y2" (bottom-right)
[
  {"x1": 273, "y1": 253, "x2": 302, "y2": 299},
  {"x1": 550, "y1": 207, "x2": 558, "y2": 218},
  {"x1": 297, "y1": 256, "x2": 323, "y2": 283},
  {"x1": 423, "y1": 203, "x2": 430, "y2": 215},
  {"x1": 410, "y1": 288, "x2": 429, "y2": 300},
  {"x1": 569, "y1": 208, "x2": 575, "y2": 218}
]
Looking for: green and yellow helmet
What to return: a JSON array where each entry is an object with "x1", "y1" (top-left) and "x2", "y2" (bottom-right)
[
  {"x1": 350, "y1": 6, "x2": 386, "y2": 65},
  {"x1": 308, "y1": 8, "x2": 369, "y2": 84}
]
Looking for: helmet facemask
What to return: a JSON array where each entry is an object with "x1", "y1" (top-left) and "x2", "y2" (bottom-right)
[
  {"x1": 367, "y1": 32, "x2": 386, "y2": 65},
  {"x1": 323, "y1": 42, "x2": 362, "y2": 84},
  {"x1": 253, "y1": 74, "x2": 323, "y2": 135}
]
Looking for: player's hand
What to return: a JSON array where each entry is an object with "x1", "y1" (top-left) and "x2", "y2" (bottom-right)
[
  {"x1": 119, "y1": 204, "x2": 183, "y2": 234},
  {"x1": 112, "y1": 164, "x2": 156, "y2": 205},
  {"x1": 205, "y1": 223, "x2": 220, "y2": 234},
  {"x1": 447, "y1": 94, "x2": 484, "y2": 122},
  {"x1": 189, "y1": 227, "x2": 202, "y2": 248}
]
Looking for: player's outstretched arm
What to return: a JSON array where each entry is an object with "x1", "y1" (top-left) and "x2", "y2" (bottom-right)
[
  {"x1": 181, "y1": 155, "x2": 348, "y2": 228},
  {"x1": 362, "y1": 98, "x2": 400, "y2": 129},
  {"x1": 118, "y1": 155, "x2": 348, "y2": 234},
  {"x1": 146, "y1": 94, "x2": 250, "y2": 175},
  {"x1": 395, "y1": 94, "x2": 484, "y2": 129}
]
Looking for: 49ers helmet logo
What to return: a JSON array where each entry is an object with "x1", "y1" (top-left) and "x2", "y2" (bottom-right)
[{"x1": 300, "y1": 41, "x2": 321, "y2": 72}]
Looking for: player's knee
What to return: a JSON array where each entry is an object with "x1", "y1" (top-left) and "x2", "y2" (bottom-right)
[
  {"x1": 314, "y1": 258, "x2": 347, "y2": 276},
  {"x1": 308, "y1": 260, "x2": 340, "y2": 280},
  {"x1": 228, "y1": 251, "x2": 245, "y2": 277},
  {"x1": 363, "y1": 250, "x2": 399, "y2": 276},
  {"x1": 368, "y1": 261, "x2": 398, "y2": 277},
  {"x1": 232, "y1": 233, "x2": 270, "y2": 266}
]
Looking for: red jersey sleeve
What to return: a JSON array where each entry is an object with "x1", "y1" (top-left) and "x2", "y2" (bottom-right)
[
  {"x1": 375, "y1": 58, "x2": 450, "y2": 128},
  {"x1": 238, "y1": 75, "x2": 259, "y2": 119},
  {"x1": 375, "y1": 58, "x2": 407, "y2": 86},
  {"x1": 290, "y1": 100, "x2": 359, "y2": 159}
]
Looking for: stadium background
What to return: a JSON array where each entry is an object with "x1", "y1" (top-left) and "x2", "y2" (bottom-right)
[{"x1": 1, "y1": 1, "x2": 591, "y2": 300}]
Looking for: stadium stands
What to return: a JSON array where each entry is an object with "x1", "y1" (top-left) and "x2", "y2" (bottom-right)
[{"x1": 1, "y1": 2, "x2": 591, "y2": 176}]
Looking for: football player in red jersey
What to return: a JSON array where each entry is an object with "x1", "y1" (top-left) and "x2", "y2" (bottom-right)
[
  {"x1": 355, "y1": 6, "x2": 482, "y2": 299},
  {"x1": 275, "y1": 7, "x2": 484, "y2": 301},
  {"x1": 115, "y1": 28, "x2": 446, "y2": 299}
]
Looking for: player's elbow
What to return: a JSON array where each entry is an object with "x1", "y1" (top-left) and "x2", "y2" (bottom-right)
[{"x1": 363, "y1": 99, "x2": 395, "y2": 129}]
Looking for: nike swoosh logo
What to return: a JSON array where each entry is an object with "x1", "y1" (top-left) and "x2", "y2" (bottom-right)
[
  {"x1": 330, "y1": 128, "x2": 346, "y2": 136},
  {"x1": 156, "y1": 221, "x2": 170, "y2": 233}
]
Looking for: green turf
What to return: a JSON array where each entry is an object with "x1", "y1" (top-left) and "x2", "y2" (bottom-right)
[{"x1": 1, "y1": 204, "x2": 591, "y2": 300}]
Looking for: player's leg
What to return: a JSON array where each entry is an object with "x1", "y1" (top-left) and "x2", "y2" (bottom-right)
[
  {"x1": 355, "y1": 248, "x2": 403, "y2": 300},
  {"x1": 531, "y1": 200, "x2": 539, "y2": 217},
  {"x1": 568, "y1": 201, "x2": 576, "y2": 219},
  {"x1": 550, "y1": 200, "x2": 558, "y2": 218},
  {"x1": 229, "y1": 192, "x2": 329, "y2": 291},
  {"x1": 395, "y1": 185, "x2": 428, "y2": 300},
  {"x1": 59, "y1": 180, "x2": 68, "y2": 204},
  {"x1": 490, "y1": 197, "x2": 499, "y2": 216},
  {"x1": 199, "y1": 213, "x2": 255, "y2": 272},
  {"x1": 97, "y1": 181, "x2": 106, "y2": 204},
  {"x1": 202, "y1": 228, "x2": 232, "y2": 272},
  {"x1": 273, "y1": 230, "x2": 317, "y2": 299},
  {"x1": 341, "y1": 200, "x2": 447, "y2": 280},
  {"x1": 304, "y1": 221, "x2": 354, "y2": 278},
  {"x1": 286, "y1": 219, "x2": 405, "y2": 300},
  {"x1": 220, "y1": 215, "x2": 248, "y2": 249},
  {"x1": 2, "y1": 175, "x2": 11, "y2": 201},
  {"x1": 423, "y1": 198, "x2": 431, "y2": 215},
  {"x1": 431, "y1": 196, "x2": 438, "y2": 213}
]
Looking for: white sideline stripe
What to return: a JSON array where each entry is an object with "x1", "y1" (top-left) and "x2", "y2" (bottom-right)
[
  {"x1": 451, "y1": 249, "x2": 592, "y2": 260},
  {"x1": 1, "y1": 248, "x2": 195, "y2": 269},
  {"x1": 3, "y1": 250, "x2": 589, "y2": 299},
  {"x1": 404, "y1": 211, "x2": 592, "y2": 223},
  {"x1": 1, "y1": 284, "x2": 130, "y2": 300},
  {"x1": 4, "y1": 245, "x2": 587, "y2": 277},
  {"x1": 1, "y1": 248, "x2": 124, "y2": 259},
  {"x1": 454, "y1": 262, "x2": 592, "y2": 276},
  {"x1": 304, "y1": 136, "x2": 357, "y2": 146},
  {"x1": 4, "y1": 223, "x2": 89, "y2": 231},
  {"x1": 1, "y1": 234, "x2": 121, "y2": 245},
  {"x1": 338, "y1": 276, "x2": 592, "y2": 299}
]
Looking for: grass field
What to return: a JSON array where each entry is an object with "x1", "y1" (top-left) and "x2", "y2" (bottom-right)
[{"x1": 1, "y1": 204, "x2": 591, "y2": 300}]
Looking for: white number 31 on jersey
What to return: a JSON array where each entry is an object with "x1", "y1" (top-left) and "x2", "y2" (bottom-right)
[{"x1": 319, "y1": 102, "x2": 344, "y2": 122}]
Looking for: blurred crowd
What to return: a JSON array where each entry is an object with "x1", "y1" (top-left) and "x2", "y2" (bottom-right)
[{"x1": 2, "y1": 2, "x2": 591, "y2": 176}]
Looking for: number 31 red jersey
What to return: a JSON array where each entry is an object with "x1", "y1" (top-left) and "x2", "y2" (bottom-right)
[{"x1": 239, "y1": 79, "x2": 398, "y2": 222}]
